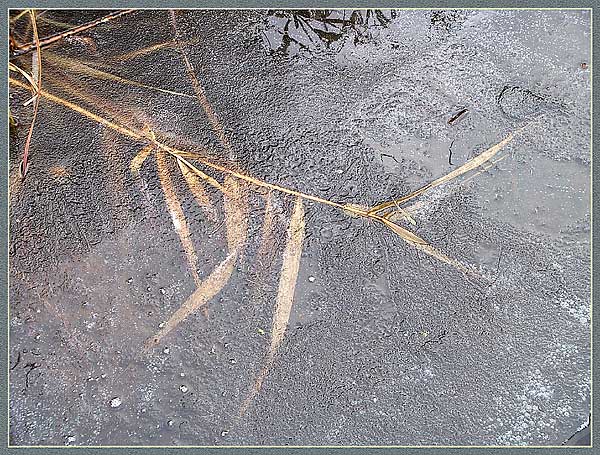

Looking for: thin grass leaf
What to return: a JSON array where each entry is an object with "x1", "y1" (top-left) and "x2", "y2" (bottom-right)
[
  {"x1": 376, "y1": 216, "x2": 428, "y2": 245},
  {"x1": 156, "y1": 149, "x2": 201, "y2": 287},
  {"x1": 369, "y1": 132, "x2": 516, "y2": 214},
  {"x1": 143, "y1": 251, "x2": 238, "y2": 351},
  {"x1": 223, "y1": 176, "x2": 249, "y2": 253},
  {"x1": 177, "y1": 158, "x2": 215, "y2": 216},
  {"x1": 8, "y1": 62, "x2": 38, "y2": 93},
  {"x1": 111, "y1": 37, "x2": 201, "y2": 62},
  {"x1": 240, "y1": 196, "x2": 305, "y2": 416},
  {"x1": 45, "y1": 53, "x2": 195, "y2": 99},
  {"x1": 130, "y1": 144, "x2": 154, "y2": 176},
  {"x1": 174, "y1": 155, "x2": 224, "y2": 192},
  {"x1": 255, "y1": 191, "x2": 277, "y2": 266}
]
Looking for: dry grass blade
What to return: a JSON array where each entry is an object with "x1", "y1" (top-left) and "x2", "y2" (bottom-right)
[
  {"x1": 19, "y1": 9, "x2": 42, "y2": 179},
  {"x1": 10, "y1": 9, "x2": 30, "y2": 23},
  {"x1": 44, "y1": 53, "x2": 195, "y2": 99},
  {"x1": 8, "y1": 62, "x2": 38, "y2": 93},
  {"x1": 376, "y1": 215, "x2": 428, "y2": 245},
  {"x1": 345, "y1": 206, "x2": 480, "y2": 279},
  {"x1": 36, "y1": 16, "x2": 77, "y2": 29},
  {"x1": 387, "y1": 202, "x2": 422, "y2": 223},
  {"x1": 169, "y1": 10, "x2": 232, "y2": 152},
  {"x1": 177, "y1": 158, "x2": 215, "y2": 215},
  {"x1": 110, "y1": 37, "x2": 201, "y2": 62},
  {"x1": 255, "y1": 192, "x2": 277, "y2": 266},
  {"x1": 156, "y1": 149, "x2": 201, "y2": 287},
  {"x1": 130, "y1": 144, "x2": 154, "y2": 176},
  {"x1": 270, "y1": 196, "x2": 305, "y2": 356},
  {"x1": 415, "y1": 243, "x2": 480, "y2": 279},
  {"x1": 143, "y1": 251, "x2": 238, "y2": 351},
  {"x1": 459, "y1": 154, "x2": 509, "y2": 187},
  {"x1": 223, "y1": 177, "x2": 249, "y2": 253},
  {"x1": 368, "y1": 132, "x2": 516, "y2": 214},
  {"x1": 383, "y1": 204, "x2": 416, "y2": 225},
  {"x1": 240, "y1": 196, "x2": 305, "y2": 416},
  {"x1": 174, "y1": 154, "x2": 224, "y2": 191}
]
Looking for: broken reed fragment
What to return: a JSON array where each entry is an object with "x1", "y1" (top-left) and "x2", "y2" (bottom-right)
[{"x1": 448, "y1": 108, "x2": 469, "y2": 125}]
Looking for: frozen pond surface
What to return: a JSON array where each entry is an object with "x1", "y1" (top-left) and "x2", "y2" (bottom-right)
[{"x1": 9, "y1": 9, "x2": 590, "y2": 446}]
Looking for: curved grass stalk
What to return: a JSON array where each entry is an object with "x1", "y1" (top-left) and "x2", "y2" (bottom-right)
[
  {"x1": 9, "y1": 77, "x2": 505, "y2": 279},
  {"x1": 110, "y1": 37, "x2": 201, "y2": 62}
]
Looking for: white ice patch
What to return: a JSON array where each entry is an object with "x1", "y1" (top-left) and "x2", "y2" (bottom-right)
[
  {"x1": 170, "y1": 211, "x2": 182, "y2": 231},
  {"x1": 554, "y1": 295, "x2": 590, "y2": 326}
]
